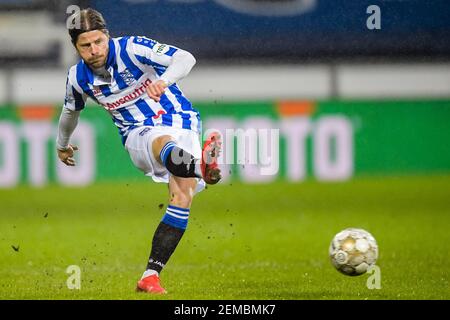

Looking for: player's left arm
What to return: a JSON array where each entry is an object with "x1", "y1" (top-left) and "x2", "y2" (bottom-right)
[{"x1": 131, "y1": 37, "x2": 196, "y2": 102}]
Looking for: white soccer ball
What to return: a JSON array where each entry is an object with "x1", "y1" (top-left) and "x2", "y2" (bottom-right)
[{"x1": 329, "y1": 228, "x2": 378, "y2": 276}]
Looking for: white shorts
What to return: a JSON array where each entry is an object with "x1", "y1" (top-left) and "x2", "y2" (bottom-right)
[{"x1": 125, "y1": 125, "x2": 205, "y2": 193}]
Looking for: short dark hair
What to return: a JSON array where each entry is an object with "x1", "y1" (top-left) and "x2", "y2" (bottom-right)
[{"x1": 68, "y1": 8, "x2": 109, "y2": 45}]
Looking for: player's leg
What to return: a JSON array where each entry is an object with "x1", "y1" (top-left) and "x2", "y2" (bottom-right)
[
  {"x1": 137, "y1": 176, "x2": 197, "y2": 294},
  {"x1": 152, "y1": 134, "x2": 200, "y2": 178},
  {"x1": 152, "y1": 133, "x2": 222, "y2": 184}
]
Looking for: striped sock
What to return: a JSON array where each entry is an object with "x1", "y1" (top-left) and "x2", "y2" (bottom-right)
[
  {"x1": 159, "y1": 141, "x2": 176, "y2": 165},
  {"x1": 161, "y1": 205, "x2": 190, "y2": 230}
]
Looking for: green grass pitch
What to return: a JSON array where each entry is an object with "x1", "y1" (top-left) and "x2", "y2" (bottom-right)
[{"x1": 1, "y1": 175, "x2": 449, "y2": 299}]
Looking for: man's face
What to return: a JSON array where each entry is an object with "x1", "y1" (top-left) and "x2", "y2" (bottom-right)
[{"x1": 76, "y1": 30, "x2": 109, "y2": 69}]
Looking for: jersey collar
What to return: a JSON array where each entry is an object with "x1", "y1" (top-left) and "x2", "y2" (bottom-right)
[{"x1": 105, "y1": 38, "x2": 116, "y2": 69}]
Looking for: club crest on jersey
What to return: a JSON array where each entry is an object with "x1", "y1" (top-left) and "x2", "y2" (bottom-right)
[{"x1": 119, "y1": 68, "x2": 135, "y2": 86}]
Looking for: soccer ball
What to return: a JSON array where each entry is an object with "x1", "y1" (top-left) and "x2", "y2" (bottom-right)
[{"x1": 329, "y1": 228, "x2": 378, "y2": 276}]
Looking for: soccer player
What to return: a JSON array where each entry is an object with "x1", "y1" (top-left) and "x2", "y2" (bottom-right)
[{"x1": 56, "y1": 8, "x2": 221, "y2": 294}]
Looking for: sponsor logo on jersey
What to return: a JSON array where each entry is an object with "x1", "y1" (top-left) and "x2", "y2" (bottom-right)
[
  {"x1": 153, "y1": 43, "x2": 170, "y2": 56},
  {"x1": 103, "y1": 78, "x2": 152, "y2": 111}
]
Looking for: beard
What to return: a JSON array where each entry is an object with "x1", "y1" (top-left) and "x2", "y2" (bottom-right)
[{"x1": 87, "y1": 56, "x2": 106, "y2": 68}]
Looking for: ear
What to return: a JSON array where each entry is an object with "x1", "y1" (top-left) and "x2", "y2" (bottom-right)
[{"x1": 102, "y1": 29, "x2": 110, "y2": 38}]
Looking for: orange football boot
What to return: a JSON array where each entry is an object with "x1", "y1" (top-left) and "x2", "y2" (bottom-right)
[
  {"x1": 201, "y1": 131, "x2": 222, "y2": 184},
  {"x1": 136, "y1": 274, "x2": 167, "y2": 294}
]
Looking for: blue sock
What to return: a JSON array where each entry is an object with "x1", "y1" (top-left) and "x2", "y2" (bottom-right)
[
  {"x1": 159, "y1": 141, "x2": 176, "y2": 165},
  {"x1": 161, "y1": 205, "x2": 190, "y2": 230}
]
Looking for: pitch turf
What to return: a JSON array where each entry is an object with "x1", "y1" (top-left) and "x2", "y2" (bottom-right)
[{"x1": 0, "y1": 175, "x2": 449, "y2": 300}]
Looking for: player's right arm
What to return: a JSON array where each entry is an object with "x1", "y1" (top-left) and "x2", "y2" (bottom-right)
[
  {"x1": 56, "y1": 68, "x2": 87, "y2": 166},
  {"x1": 130, "y1": 36, "x2": 196, "y2": 102}
]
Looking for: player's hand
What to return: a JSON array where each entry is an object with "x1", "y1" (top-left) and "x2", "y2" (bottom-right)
[
  {"x1": 57, "y1": 144, "x2": 78, "y2": 166},
  {"x1": 146, "y1": 80, "x2": 168, "y2": 102}
]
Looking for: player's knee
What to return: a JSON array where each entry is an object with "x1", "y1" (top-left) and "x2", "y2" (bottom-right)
[
  {"x1": 152, "y1": 135, "x2": 175, "y2": 164},
  {"x1": 170, "y1": 190, "x2": 193, "y2": 208}
]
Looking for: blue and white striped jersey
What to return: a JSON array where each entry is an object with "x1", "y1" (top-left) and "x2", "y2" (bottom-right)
[{"x1": 63, "y1": 36, "x2": 201, "y2": 145}]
